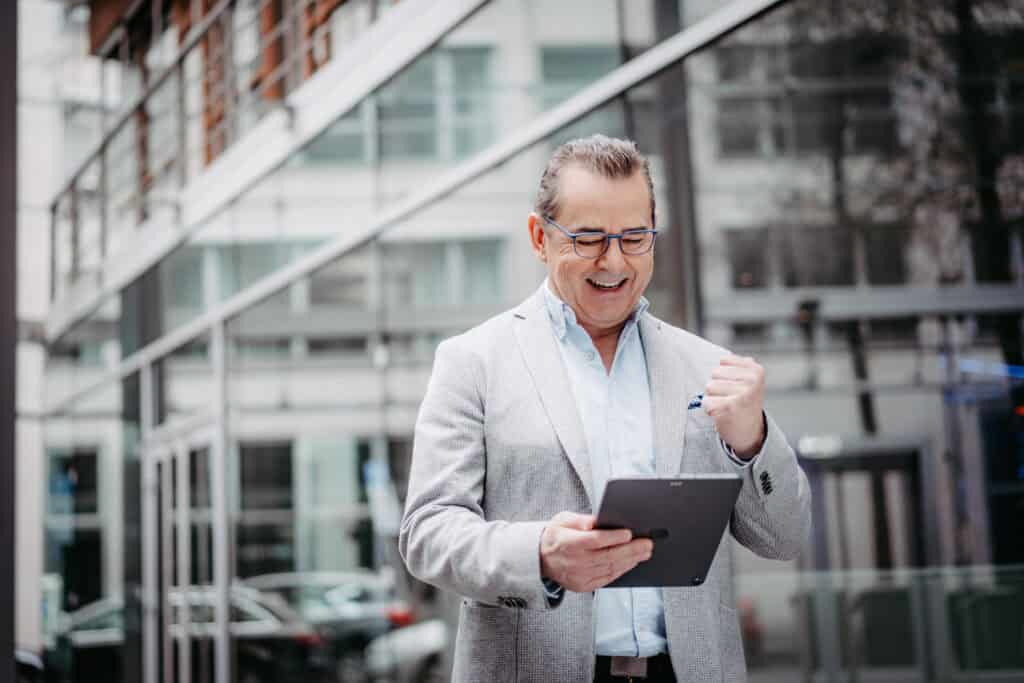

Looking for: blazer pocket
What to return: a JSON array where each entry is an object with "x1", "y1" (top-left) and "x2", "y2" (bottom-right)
[{"x1": 453, "y1": 601, "x2": 518, "y2": 683}]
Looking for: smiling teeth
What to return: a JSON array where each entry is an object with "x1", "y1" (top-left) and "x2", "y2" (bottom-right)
[{"x1": 588, "y1": 278, "x2": 625, "y2": 289}]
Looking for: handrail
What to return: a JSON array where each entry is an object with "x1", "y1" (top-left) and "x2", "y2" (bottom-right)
[{"x1": 49, "y1": 0, "x2": 235, "y2": 211}]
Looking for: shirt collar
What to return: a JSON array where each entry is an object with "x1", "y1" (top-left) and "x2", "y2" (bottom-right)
[{"x1": 542, "y1": 279, "x2": 649, "y2": 342}]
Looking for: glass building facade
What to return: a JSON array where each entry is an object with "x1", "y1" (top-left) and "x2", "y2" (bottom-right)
[{"x1": 20, "y1": 0, "x2": 1024, "y2": 681}]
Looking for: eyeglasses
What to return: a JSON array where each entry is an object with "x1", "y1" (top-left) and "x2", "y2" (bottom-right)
[{"x1": 542, "y1": 216, "x2": 657, "y2": 259}]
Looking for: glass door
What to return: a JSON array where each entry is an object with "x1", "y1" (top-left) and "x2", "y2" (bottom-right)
[{"x1": 141, "y1": 414, "x2": 225, "y2": 683}]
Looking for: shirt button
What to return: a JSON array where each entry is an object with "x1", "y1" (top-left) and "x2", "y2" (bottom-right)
[{"x1": 585, "y1": 351, "x2": 596, "y2": 361}]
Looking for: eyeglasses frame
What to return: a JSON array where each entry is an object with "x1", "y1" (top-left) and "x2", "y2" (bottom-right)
[{"x1": 541, "y1": 215, "x2": 658, "y2": 259}]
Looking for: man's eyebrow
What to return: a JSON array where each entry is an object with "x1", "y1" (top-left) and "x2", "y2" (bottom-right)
[{"x1": 572, "y1": 225, "x2": 651, "y2": 233}]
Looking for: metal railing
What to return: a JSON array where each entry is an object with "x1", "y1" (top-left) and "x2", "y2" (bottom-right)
[
  {"x1": 733, "y1": 565, "x2": 1024, "y2": 682},
  {"x1": 49, "y1": 0, "x2": 389, "y2": 303}
]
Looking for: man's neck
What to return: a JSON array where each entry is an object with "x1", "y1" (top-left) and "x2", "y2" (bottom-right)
[{"x1": 582, "y1": 322, "x2": 624, "y2": 373}]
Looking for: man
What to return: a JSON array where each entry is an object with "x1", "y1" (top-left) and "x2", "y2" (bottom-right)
[{"x1": 399, "y1": 135, "x2": 811, "y2": 682}]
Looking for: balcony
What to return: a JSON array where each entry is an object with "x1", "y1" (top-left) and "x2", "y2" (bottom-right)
[{"x1": 47, "y1": 0, "x2": 494, "y2": 342}]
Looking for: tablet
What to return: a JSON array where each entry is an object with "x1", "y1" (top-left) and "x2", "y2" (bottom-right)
[{"x1": 595, "y1": 474, "x2": 742, "y2": 588}]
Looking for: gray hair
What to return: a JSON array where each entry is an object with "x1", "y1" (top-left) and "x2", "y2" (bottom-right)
[{"x1": 534, "y1": 134, "x2": 655, "y2": 227}]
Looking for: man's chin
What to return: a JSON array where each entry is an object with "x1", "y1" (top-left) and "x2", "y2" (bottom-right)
[{"x1": 578, "y1": 307, "x2": 634, "y2": 332}]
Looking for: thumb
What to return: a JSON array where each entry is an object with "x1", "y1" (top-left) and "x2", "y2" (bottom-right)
[{"x1": 550, "y1": 511, "x2": 596, "y2": 531}]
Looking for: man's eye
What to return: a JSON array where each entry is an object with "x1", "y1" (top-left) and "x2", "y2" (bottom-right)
[
  {"x1": 576, "y1": 236, "x2": 605, "y2": 246},
  {"x1": 622, "y1": 237, "x2": 645, "y2": 245}
]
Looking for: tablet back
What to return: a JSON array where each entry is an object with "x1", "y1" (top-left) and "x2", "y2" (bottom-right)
[{"x1": 595, "y1": 474, "x2": 742, "y2": 588}]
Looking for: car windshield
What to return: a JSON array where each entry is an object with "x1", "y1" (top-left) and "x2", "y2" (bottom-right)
[{"x1": 324, "y1": 584, "x2": 371, "y2": 605}]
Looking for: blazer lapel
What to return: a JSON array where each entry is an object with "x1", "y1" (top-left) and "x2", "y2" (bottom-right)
[
  {"x1": 513, "y1": 289, "x2": 594, "y2": 507},
  {"x1": 640, "y1": 314, "x2": 703, "y2": 476}
]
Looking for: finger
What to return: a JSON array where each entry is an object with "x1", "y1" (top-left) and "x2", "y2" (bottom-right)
[
  {"x1": 702, "y1": 395, "x2": 734, "y2": 417},
  {"x1": 704, "y1": 379, "x2": 747, "y2": 397},
  {"x1": 719, "y1": 354, "x2": 757, "y2": 367},
  {"x1": 550, "y1": 511, "x2": 597, "y2": 531},
  {"x1": 579, "y1": 527, "x2": 634, "y2": 550},
  {"x1": 584, "y1": 570, "x2": 621, "y2": 593},
  {"x1": 593, "y1": 538, "x2": 652, "y2": 564},
  {"x1": 588, "y1": 557, "x2": 644, "y2": 591},
  {"x1": 710, "y1": 366, "x2": 757, "y2": 382}
]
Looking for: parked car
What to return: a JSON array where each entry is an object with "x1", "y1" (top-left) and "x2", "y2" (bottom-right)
[
  {"x1": 47, "y1": 586, "x2": 333, "y2": 683},
  {"x1": 242, "y1": 570, "x2": 413, "y2": 682},
  {"x1": 242, "y1": 570, "x2": 402, "y2": 636},
  {"x1": 364, "y1": 619, "x2": 447, "y2": 683}
]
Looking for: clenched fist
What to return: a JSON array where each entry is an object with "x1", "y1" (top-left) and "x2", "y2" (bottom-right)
[
  {"x1": 703, "y1": 354, "x2": 767, "y2": 460},
  {"x1": 540, "y1": 512, "x2": 653, "y2": 593}
]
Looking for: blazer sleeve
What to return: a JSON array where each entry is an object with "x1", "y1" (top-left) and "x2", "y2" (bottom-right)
[
  {"x1": 399, "y1": 338, "x2": 554, "y2": 610},
  {"x1": 728, "y1": 412, "x2": 812, "y2": 560}
]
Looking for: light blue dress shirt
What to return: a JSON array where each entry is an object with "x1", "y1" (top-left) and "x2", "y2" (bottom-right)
[
  {"x1": 542, "y1": 282, "x2": 756, "y2": 657},
  {"x1": 543, "y1": 282, "x2": 665, "y2": 656}
]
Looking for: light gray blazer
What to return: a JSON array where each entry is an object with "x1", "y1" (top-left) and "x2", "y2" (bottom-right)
[{"x1": 399, "y1": 288, "x2": 812, "y2": 682}]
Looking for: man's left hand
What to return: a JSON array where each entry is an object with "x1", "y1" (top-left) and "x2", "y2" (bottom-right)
[{"x1": 703, "y1": 355, "x2": 766, "y2": 460}]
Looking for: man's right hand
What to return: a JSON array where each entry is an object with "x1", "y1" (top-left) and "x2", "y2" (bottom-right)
[{"x1": 540, "y1": 511, "x2": 653, "y2": 593}]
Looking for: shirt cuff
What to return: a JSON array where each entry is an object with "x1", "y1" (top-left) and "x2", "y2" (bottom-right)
[
  {"x1": 542, "y1": 578, "x2": 565, "y2": 607},
  {"x1": 719, "y1": 412, "x2": 768, "y2": 468}
]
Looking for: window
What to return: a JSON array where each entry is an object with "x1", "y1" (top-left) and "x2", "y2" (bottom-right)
[
  {"x1": 161, "y1": 246, "x2": 205, "y2": 310},
  {"x1": 216, "y1": 244, "x2": 292, "y2": 305},
  {"x1": 46, "y1": 527, "x2": 102, "y2": 611},
  {"x1": 462, "y1": 239, "x2": 503, "y2": 305},
  {"x1": 714, "y1": 36, "x2": 898, "y2": 158},
  {"x1": 725, "y1": 225, "x2": 856, "y2": 289},
  {"x1": 452, "y1": 47, "x2": 495, "y2": 158},
  {"x1": 864, "y1": 223, "x2": 910, "y2": 285},
  {"x1": 731, "y1": 323, "x2": 771, "y2": 344},
  {"x1": 379, "y1": 47, "x2": 494, "y2": 161},
  {"x1": 725, "y1": 228, "x2": 770, "y2": 289},
  {"x1": 62, "y1": 101, "x2": 104, "y2": 177},
  {"x1": 307, "y1": 337, "x2": 368, "y2": 356},
  {"x1": 382, "y1": 242, "x2": 448, "y2": 308},
  {"x1": 237, "y1": 523, "x2": 295, "y2": 578},
  {"x1": 868, "y1": 317, "x2": 919, "y2": 344},
  {"x1": 779, "y1": 225, "x2": 855, "y2": 287},
  {"x1": 234, "y1": 443, "x2": 295, "y2": 577},
  {"x1": 48, "y1": 341, "x2": 104, "y2": 366},
  {"x1": 240, "y1": 442, "x2": 293, "y2": 511},
  {"x1": 48, "y1": 449, "x2": 99, "y2": 515},
  {"x1": 300, "y1": 105, "x2": 367, "y2": 165},
  {"x1": 381, "y1": 238, "x2": 504, "y2": 310},
  {"x1": 308, "y1": 254, "x2": 369, "y2": 308},
  {"x1": 541, "y1": 46, "x2": 622, "y2": 97},
  {"x1": 541, "y1": 46, "x2": 624, "y2": 142},
  {"x1": 45, "y1": 447, "x2": 103, "y2": 611},
  {"x1": 234, "y1": 337, "x2": 291, "y2": 359}
]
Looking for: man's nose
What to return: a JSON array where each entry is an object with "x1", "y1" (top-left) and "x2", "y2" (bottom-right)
[{"x1": 597, "y1": 237, "x2": 627, "y2": 270}]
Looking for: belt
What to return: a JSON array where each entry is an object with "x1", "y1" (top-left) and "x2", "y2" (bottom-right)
[{"x1": 595, "y1": 653, "x2": 675, "y2": 681}]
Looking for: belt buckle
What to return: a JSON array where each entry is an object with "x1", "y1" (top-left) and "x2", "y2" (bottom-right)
[{"x1": 610, "y1": 656, "x2": 648, "y2": 679}]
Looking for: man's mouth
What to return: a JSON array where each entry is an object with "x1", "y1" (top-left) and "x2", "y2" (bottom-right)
[{"x1": 586, "y1": 276, "x2": 628, "y2": 291}]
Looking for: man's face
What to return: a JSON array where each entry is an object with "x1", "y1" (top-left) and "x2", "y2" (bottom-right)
[{"x1": 529, "y1": 164, "x2": 654, "y2": 335}]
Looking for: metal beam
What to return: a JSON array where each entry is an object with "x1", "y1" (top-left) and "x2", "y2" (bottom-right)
[
  {"x1": 0, "y1": 1, "x2": 15, "y2": 680},
  {"x1": 209, "y1": 322, "x2": 231, "y2": 683},
  {"x1": 140, "y1": 364, "x2": 158, "y2": 683},
  {"x1": 43, "y1": 0, "x2": 789, "y2": 415},
  {"x1": 705, "y1": 285, "x2": 1024, "y2": 322}
]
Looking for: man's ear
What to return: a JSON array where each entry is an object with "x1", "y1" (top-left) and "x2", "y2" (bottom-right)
[{"x1": 527, "y1": 213, "x2": 547, "y2": 262}]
